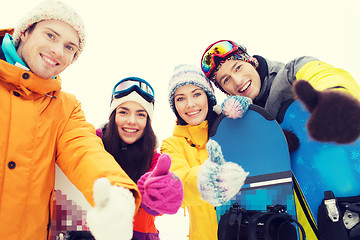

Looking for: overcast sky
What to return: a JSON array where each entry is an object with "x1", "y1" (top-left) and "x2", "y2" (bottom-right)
[{"x1": 2, "y1": 0, "x2": 360, "y2": 239}]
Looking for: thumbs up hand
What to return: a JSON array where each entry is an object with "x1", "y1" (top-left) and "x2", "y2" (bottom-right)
[
  {"x1": 294, "y1": 80, "x2": 360, "y2": 144},
  {"x1": 137, "y1": 153, "x2": 183, "y2": 215},
  {"x1": 197, "y1": 139, "x2": 249, "y2": 206},
  {"x1": 87, "y1": 178, "x2": 135, "y2": 240}
]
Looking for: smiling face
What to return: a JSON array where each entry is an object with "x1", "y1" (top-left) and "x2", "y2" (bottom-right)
[
  {"x1": 16, "y1": 20, "x2": 79, "y2": 79},
  {"x1": 215, "y1": 59, "x2": 261, "y2": 100},
  {"x1": 115, "y1": 101, "x2": 148, "y2": 145},
  {"x1": 174, "y1": 84, "x2": 209, "y2": 126}
]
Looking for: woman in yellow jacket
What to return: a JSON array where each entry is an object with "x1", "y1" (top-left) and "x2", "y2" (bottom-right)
[
  {"x1": 0, "y1": 1, "x2": 140, "y2": 239},
  {"x1": 161, "y1": 64, "x2": 248, "y2": 240}
]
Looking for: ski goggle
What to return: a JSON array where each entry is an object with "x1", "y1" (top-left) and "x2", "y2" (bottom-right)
[
  {"x1": 111, "y1": 77, "x2": 155, "y2": 103},
  {"x1": 201, "y1": 40, "x2": 248, "y2": 78}
]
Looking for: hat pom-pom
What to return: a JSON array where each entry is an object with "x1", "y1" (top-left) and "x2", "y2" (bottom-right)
[
  {"x1": 221, "y1": 96, "x2": 252, "y2": 119},
  {"x1": 213, "y1": 105, "x2": 223, "y2": 115}
]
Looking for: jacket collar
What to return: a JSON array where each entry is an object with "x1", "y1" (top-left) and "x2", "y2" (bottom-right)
[
  {"x1": 173, "y1": 121, "x2": 209, "y2": 147},
  {"x1": 0, "y1": 28, "x2": 14, "y2": 61},
  {"x1": 0, "y1": 59, "x2": 62, "y2": 96},
  {"x1": 253, "y1": 55, "x2": 272, "y2": 108},
  {"x1": 2, "y1": 33, "x2": 28, "y2": 69}
]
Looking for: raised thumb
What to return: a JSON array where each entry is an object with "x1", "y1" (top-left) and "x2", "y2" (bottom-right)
[
  {"x1": 93, "y1": 177, "x2": 111, "y2": 208},
  {"x1": 206, "y1": 139, "x2": 225, "y2": 165},
  {"x1": 293, "y1": 80, "x2": 319, "y2": 113},
  {"x1": 150, "y1": 153, "x2": 171, "y2": 177}
]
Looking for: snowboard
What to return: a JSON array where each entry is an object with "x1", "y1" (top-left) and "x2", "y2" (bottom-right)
[
  {"x1": 209, "y1": 104, "x2": 297, "y2": 222},
  {"x1": 280, "y1": 100, "x2": 360, "y2": 224},
  {"x1": 50, "y1": 165, "x2": 91, "y2": 240}
]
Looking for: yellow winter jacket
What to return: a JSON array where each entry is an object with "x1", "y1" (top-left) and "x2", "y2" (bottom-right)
[
  {"x1": 161, "y1": 121, "x2": 218, "y2": 240},
  {"x1": 0, "y1": 32, "x2": 141, "y2": 239},
  {"x1": 296, "y1": 60, "x2": 360, "y2": 100}
]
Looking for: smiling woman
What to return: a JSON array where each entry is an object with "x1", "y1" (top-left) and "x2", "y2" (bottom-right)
[
  {"x1": 174, "y1": 84, "x2": 209, "y2": 126},
  {"x1": 160, "y1": 64, "x2": 221, "y2": 240},
  {"x1": 115, "y1": 101, "x2": 148, "y2": 145},
  {"x1": 91, "y1": 76, "x2": 184, "y2": 240},
  {"x1": 161, "y1": 64, "x2": 250, "y2": 240}
]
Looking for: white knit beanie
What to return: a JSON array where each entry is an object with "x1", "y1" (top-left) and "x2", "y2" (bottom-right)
[
  {"x1": 109, "y1": 91, "x2": 154, "y2": 121},
  {"x1": 12, "y1": 0, "x2": 86, "y2": 61},
  {"x1": 168, "y1": 64, "x2": 217, "y2": 113}
]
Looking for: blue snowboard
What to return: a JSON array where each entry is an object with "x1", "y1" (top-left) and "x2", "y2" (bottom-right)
[
  {"x1": 280, "y1": 100, "x2": 360, "y2": 223},
  {"x1": 210, "y1": 105, "x2": 297, "y2": 222}
]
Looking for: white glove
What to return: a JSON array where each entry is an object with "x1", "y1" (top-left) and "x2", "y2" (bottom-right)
[
  {"x1": 197, "y1": 139, "x2": 249, "y2": 206},
  {"x1": 87, "y1": 178, "x2": 135, "y2": 240}
]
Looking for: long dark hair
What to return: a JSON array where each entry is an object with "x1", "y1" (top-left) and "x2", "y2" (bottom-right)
[
  {"x1": 175, "y1": 94, "x2": 218, "y2": 137},
  {"x1": 101, "y1": 111, "x2": 157, "y2": 182}
]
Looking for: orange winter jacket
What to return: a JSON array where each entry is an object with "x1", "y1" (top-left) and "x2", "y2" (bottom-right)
[{"x1": 0, "y1": 29, "x2": 140, "y2": 240}]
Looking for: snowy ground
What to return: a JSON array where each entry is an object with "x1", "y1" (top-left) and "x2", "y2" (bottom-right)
[{"x1": 156, "y1": 209, "x2": 189, "y2": 240}]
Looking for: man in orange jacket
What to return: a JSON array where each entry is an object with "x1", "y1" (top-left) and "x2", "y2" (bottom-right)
[{"x1": 0, "y1": 1, "x2": 141, "y2": 239}]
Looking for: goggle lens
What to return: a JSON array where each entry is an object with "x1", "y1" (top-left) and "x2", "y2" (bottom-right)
[
  {"x1": 201, "y1": 40, "x2": 239, "y2": 77},
  {"x1": 112, "y1": 78, "x2": 155, "y2": 103},
  {"x1": 114, "y1": 80, "x2": 154, "y2": 96}
]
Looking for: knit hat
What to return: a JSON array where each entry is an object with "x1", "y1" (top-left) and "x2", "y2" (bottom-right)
[
  {"x1": 168, "y1": 64, "x2": 217, "y2": 113},
  {"x1": 12, "y1": 0, "x2": 86, "y2": 61},
  {"x1": 204, "y1": 41, "x2": 259, "y2": 94}
]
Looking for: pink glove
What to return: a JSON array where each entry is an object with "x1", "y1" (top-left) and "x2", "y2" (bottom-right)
[{"x1": 137, "y1": 153, "x2": 183, "y2": 215}]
